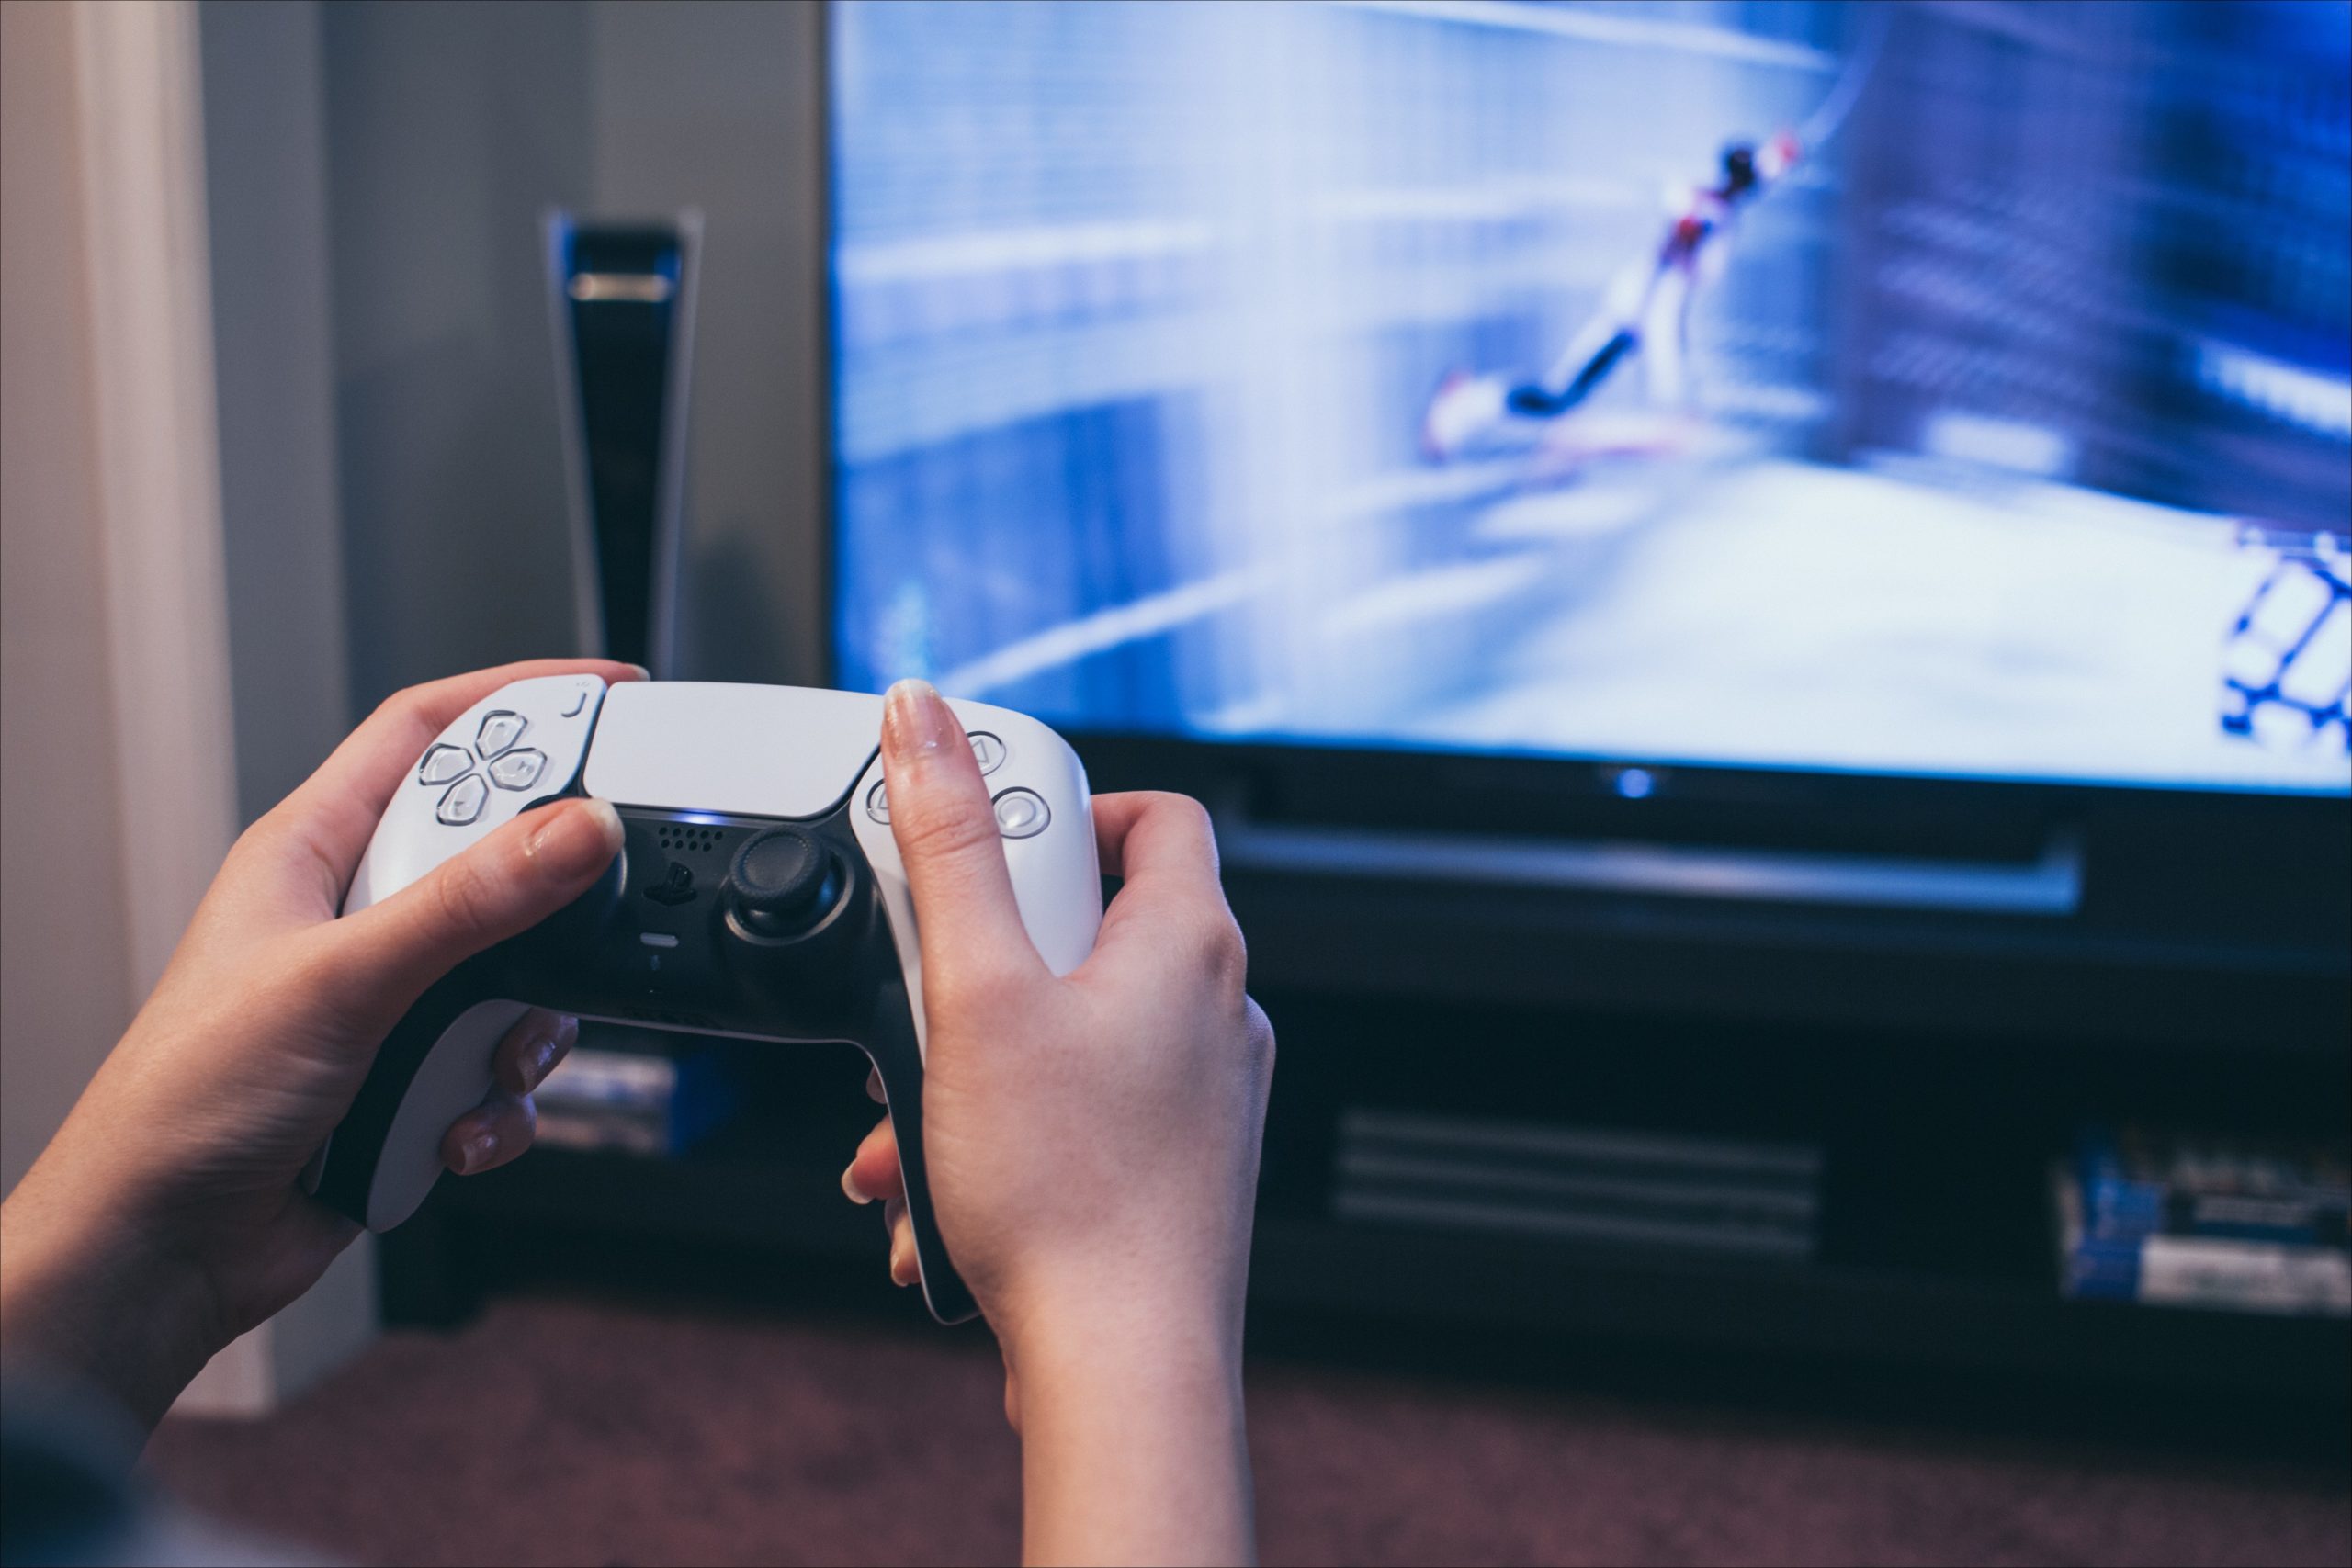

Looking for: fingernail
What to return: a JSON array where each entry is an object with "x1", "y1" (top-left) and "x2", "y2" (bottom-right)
[
  {"x1": 889, "y1": 1230, "x2": 916, "y2": 1285},
  {"x1": 523, "y1": 1016, "x2": 579, "y2": 1091},
  {"x1": 625, "y1": 664, "x2": 651, "y2": 682},
  {"x1": 842, "y1": 1163, "x2": 872, "y2": 1205},
  {"x1": 882, "y1": 679, "x2": 955, "y2": 769},
  {"x1": 458, "y1": 1129, "x2": 499, "y2": 1175},
  {"x1": 524, "y1": 798, "x2": 623, "y2": 882}
]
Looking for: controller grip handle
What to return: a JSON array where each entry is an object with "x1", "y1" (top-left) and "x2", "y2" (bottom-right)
[
  {"x1": 308, "y1": 973, "x2": 981, "y2": 1327},
  {"x1": 864, "y1": 979, "x2": 978, "y2": 1325},
  {"x1": 310, "y1": 969, "x2": 522, "y2": 1231}
]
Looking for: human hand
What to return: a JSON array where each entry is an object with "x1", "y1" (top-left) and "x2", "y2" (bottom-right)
[
  {"x1": 841, "y1": 680, "x2": 1272, "y2": 1564},
  {"x1": 0, "y1": 660, "x2": 641, "y2": 1428}
]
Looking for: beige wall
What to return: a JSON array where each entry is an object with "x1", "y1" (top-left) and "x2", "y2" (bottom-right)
[
  {"x1": 0, "y1": 0, "x2": 140, "y2": 1197},
  {"x1": 2, "y1": 0, "x2": 374, "y2": 1415}
]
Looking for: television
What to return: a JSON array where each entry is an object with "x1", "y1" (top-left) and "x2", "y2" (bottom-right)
[{"x1": 823, "y1": 0, "x2": 2350, "y2": 1043}]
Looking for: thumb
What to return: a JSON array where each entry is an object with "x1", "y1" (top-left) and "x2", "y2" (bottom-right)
[
  {"x1": 880, "y1": 679, "x2": 1042, "y2": 987},
  {"x1": 325, "y1": 796, "x2": 623, "y2": 1024}
]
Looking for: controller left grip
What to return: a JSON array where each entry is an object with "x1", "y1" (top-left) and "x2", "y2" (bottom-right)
[{"x1": 310, "y1": 975, "x2": 526, "y2": 1231}]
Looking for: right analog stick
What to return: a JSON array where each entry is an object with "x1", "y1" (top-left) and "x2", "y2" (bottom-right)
[{"x1": 726, "y1": 827, "x2": 843, "y2": 939}]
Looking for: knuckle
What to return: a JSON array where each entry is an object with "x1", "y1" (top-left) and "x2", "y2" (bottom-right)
[
  {"x1": 220, "y1": 813, "x2": 288, "y2": 876},
  {"x1": 1190, "y1": 909, "x2": 1249, "y2": 987},
  {"x1": 1153, "y1": 790, "x2": 1219, "y2": 846},
  {"x1": 1178, "y1": 792, "x2": 1216, "y2": 834},
  {"x1": 229, "y1": 812, "x2": 280, "y2": 859},
  {"x1": 375, "y1": 683, "x2": 435, "y2": 730},
  {"x1": 1247, "y1": 999, "x2": 1277, "y2": 1068}
]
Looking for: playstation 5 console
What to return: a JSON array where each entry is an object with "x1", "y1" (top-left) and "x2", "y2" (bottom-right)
[{"x1": 548, "y1": 214, "x2": 699, "y2": 675}]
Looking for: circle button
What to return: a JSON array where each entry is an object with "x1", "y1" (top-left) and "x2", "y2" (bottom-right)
[{"x1": 991, "y1": 788, "x2": 1049, "y2": 840}]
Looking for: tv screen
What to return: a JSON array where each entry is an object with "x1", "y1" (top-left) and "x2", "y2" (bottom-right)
[{"x1": 828, "y1": 0, "x2": 2351, "y2": 795}]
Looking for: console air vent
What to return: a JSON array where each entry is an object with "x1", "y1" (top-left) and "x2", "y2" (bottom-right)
[{"x1": 1333, "y1": 1110, "x2": 1822, "y2": 1262}]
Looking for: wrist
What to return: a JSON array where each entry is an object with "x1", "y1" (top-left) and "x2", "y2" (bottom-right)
[
  {"x1": 0, "y1": 1144, "x2": 226, "y2": 1432},
  {"x1": 992, "y1": 1252, "x2": 1244, "y2": 1384},
  {"x1": 1001, "y1": 1281, "x2": 1255, "y2": 1568}
]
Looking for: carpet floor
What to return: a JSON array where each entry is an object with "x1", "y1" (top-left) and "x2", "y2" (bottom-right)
[{"x1": 144, "y1": 1293, "x2": 2350, "y2": 1567}]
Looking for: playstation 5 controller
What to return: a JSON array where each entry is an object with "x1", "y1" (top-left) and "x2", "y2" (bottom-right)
[{"x1": 310, "y1": 677, "x2": 1103, "y2": 1324}]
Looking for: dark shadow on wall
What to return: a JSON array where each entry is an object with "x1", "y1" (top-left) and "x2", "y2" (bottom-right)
[
  {"x1": 321, "y1": 0, "x2": 594, "y2": 709},
  {"x1": 314, "y1": 0, "x2": 831, "y2": 705}
]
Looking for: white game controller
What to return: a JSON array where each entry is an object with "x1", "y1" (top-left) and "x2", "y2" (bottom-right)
[{"x1": 310, "y1": 677, "x2": 1103, "y2": 1324}]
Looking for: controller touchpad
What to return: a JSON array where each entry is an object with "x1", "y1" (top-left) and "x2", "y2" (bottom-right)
[{"x1": 585, "y1": 682, "x2": 884, "y2": 818}]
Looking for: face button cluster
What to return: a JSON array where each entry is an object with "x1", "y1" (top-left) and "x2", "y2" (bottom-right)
[
  {"x1": 864, "y1": 731, "x2": 1025, "y2": 830},
  {"x1": 422, "y1": 710, "x2": 550, "y2": 825}
]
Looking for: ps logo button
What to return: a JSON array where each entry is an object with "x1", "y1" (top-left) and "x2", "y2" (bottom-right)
[
  {"x1": 645, "y1": 862, "x2": 697, "y2": 906},
  {"x1": 418, "y1": 744, "x2": 470, "y2": 786},
  {"x1": 967, "y1": 731, "x2": 1006, "y2": 774},
  {"x1": 488, "y1": 749, "x2": 547, "y2": 791},
  {"x1": 475, "y1": 711, "x2": 527, "y2": 760},
  {"x1": 435, "y1": 773, "x2": 488, "y2": 826},
  {"x1": 992, "y1": 788, "x2": 1049, "y2": 840},
  {"x1": 865, "y1": 779, "x2": 889, "y2": 825}
]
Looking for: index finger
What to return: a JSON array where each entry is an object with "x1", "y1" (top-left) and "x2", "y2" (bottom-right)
[{"x1": 273, "y1": 659, "x2": 648, "y2": 897}]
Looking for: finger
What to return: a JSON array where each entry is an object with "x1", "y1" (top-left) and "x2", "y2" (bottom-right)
[
  {"x1": 865, "y1": 1066, "x2": 886, "y2": 1104},
  {"x1": 273, "y1": 659, "x2": 648, "y2": 896},
  {"x1": 1091, "y1": 790, "x2": 1224, "y2": 886},
  {"x1": 879, "y1": 680, "x2": 1044, "y2": 987},
  {"x1": 322, "y1": 797, "x2": 622, "y2": 1031},
  {"x1": 883, "y1": 1196, "x2": 918, "y2": 1287},
  {"x1": 1084, "y1": 792, "x2": 1238, "y2": 966},
  {"x1": 492, "y1": 1010, "x2": 579, "y2": 1097},
  {"x1": 842, "y1": 1114, "x2": 906, "y2": 1205},
  {"x1": 441, "y1": 1090, "x2": 537, "y2": 1176}
]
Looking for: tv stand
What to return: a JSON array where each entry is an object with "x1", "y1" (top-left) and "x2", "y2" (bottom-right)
[{"x1": 1214, "y1": 809, "x2": 2084, "y2": 917}]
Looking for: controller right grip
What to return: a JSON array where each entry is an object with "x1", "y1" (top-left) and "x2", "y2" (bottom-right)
[
  {"x1": 864, "y1": 979, "x2": 979, "y2": 1325},
  {"x1": 311, "y1": 972, "x2": 526, "y2": 1232}
]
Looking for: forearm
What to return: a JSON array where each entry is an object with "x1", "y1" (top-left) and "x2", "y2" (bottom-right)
[
  {"x1": 1011, "y1": 1303, "x2": 1254, "y2": 1567},
  {"x1": 0, "y1": 1151, "x2": 222, "y2": 1433}
]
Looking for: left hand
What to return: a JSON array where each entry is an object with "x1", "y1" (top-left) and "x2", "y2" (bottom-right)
[{"x1": 0, "y1": 660, "x2": 642, "y2": 1429}]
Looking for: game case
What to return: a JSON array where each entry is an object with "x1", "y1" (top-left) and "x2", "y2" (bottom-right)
[{"x1": 2055, "y1": 1161, "x2": 2352, "y2": 1317}]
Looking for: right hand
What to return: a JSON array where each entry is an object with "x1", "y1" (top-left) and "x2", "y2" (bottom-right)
[{"x1": 842, "y1": 679, "x2": 1274, "y2": 1374}]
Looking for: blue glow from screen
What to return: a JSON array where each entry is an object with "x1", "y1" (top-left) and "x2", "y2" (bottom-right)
[{"x1": 830, "y1": 0, "x2": 2352, "y2": 795}]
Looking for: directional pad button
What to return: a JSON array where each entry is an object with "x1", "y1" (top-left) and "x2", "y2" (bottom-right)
[
  {"x1": 418, "y1": 744, "x2": 470, "y2": 785},
  {"x1": 475, "y1": 711, "x2": 527, "y2": 760},
  {"x1": 487, "y1": 749, "x2": 547, "y2": 792},
  {"x1": 435, "y1": 773, "x2": 489, "y2": 826}
]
